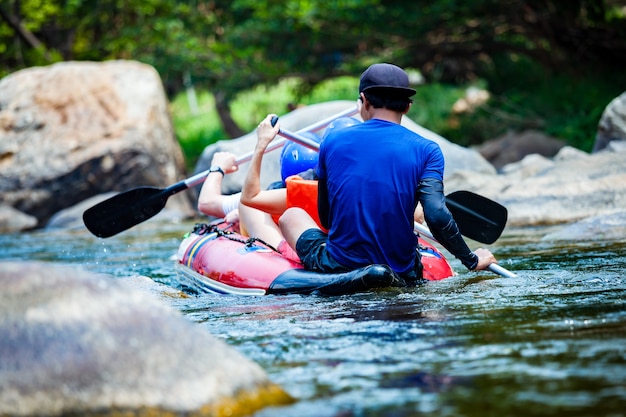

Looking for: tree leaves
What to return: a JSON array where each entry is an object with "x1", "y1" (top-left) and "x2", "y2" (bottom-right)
[{"x1": 1, "y1": 0, "x2": 624, "y2": 136}]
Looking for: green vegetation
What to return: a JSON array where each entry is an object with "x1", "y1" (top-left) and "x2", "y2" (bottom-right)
[
  {"x1": 172, "y1": 60, "x2": 626, "y2": 169},
  {"x1": 3, "y1": 0, "x2": 626, "y2": 168},
  {"x1": 171, "y1": 91, "x2": 224, "y2": 167},
  {"x1": 453, "y1": 55, "x2": 626, "y2": 150},
  {"x1": 172, "y1": 76, "x2": 363, "y2": 169}
]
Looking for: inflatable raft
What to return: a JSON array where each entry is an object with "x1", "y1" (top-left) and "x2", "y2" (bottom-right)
[{"x1": 175, "y1": 222, "x2": 455, "y2": 296}]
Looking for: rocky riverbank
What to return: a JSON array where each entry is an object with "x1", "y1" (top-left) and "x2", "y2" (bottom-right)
[{"x1": 1, "y1": 61, "x2": 625, "y2": 241}]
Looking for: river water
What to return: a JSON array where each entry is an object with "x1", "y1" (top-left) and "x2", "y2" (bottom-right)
[{"x1": 2, "y1": 219, "x2": 625, "y2": 417}]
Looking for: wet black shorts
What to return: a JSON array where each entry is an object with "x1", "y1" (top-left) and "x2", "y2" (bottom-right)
[
  {"x1": 295, "y1": 228, "x2": 424, "y2": 283},
  {"x1": 295, "y1": 228, "x2": 349, "y2": 273}
]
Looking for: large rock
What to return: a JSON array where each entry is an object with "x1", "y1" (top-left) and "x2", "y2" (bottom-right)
[
  {"x1": 0, "y1": 60, "x2": 194, "y2": 231},
  {"x1": 445, "y1": 146, "x2": 626, "y2": 227},
  {"x1": 593, "y1": 91, "x2": 626, "y2": 153},
  {"x1": 541, "y1": 211, "x2": 626, "y2": 242},
  {"x1": 476, "y1": 129, "x2": 565, "y2": 171},
  {"x1": 0, "y1": 261, "x2": 293, "y2": 416},
  {"x1": 194, "y1": 100, "x2": 495, "y2": 197},
  {"x1": 0, "y1": 204, "x2": 37, "y2": 234}
]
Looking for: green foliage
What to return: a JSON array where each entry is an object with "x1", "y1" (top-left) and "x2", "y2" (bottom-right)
[
  {"x1": 408, "y1": 83, "x2": 469, "y2": 138},
  {"x1": 174, "y1": 76, "x2": 360, "y2": 169},
  {"x1": 303, "y1": 76, "x2": 359, "y2": 103},
  {"x1": 230, "y1": 78, "x2": 302, "y2": 131},
  {"x1": 171, "y1": 91, "x2": 225, "y2": 169},
  {"x1": 173, "y1": 63, "x2": 625, "y2": 170},
  {"x1": 3, "y1": 0, "x2": 626, "y2": 161},
  {"x1": 444, "y1": 55, "x2": 626, "y2": 151},
  {"x1": 231, "y1": 76, "x2": 358, "y2": 129}
]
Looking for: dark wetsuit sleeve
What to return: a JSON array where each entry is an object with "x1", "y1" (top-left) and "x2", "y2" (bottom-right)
[
  {"x1": 318, "y1": 178, "x2": 330, "y2": 230},
  {"x1": 418, "y1": 178, "x2": 479, "y2": 270}
]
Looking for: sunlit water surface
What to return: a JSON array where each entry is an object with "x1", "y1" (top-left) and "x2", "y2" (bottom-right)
[{"x1": 1, "y1": 220, "x2": 625, "y2": 417}]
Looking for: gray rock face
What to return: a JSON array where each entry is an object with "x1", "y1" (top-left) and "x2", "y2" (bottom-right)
[
  {"x1": 0, "y1": 204, "x2": 37, "y2": 233},
  {"x1": 541, "y1": 211, "x2": 626, "y2": 241},
  {"x1": 594, "y1": 90, "x2": 626, "y2": 153},
  {"x1": 445, "y1": 146, "x2": 626, "y2": 228},
  {"x1": 0, "y1": 261, "x2": 292, "y2": 416},
  {"x1": 0, "y1": 60, "x2": 194, "y2": 229},
  {"x1": 477, "y1": 130, "x2": 566, "y2": 171}
]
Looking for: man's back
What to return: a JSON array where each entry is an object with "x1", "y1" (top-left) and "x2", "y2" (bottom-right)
[
  {"x1": 278, "y1": 62, "x2": 497, "y2": 277},
  {"x1": 318, "y1": 119, "x2": 444, "y2": 274}
]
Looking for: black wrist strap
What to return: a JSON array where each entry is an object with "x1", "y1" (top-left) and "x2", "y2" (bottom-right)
[{"x1": 209, "y1": 166, "x2": 225, "y2": 177}]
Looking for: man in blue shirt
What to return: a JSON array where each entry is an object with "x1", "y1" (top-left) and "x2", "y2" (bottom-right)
[{"x1": 261, "y1": 63, "x2": 497, "y2": 282}]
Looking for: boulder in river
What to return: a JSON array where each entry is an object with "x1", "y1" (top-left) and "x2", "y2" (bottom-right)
[
  {"x1": 593, "y1": 90, "x2": 626, "y2": 153},
  {"x1": 0, "y1": 204, "x2": 37, "y2": 234},
  {"x1": 0, "y1": 60, "x2": 194, "y2": 230},
  {"x1": 0, "y1": 261, "x2": 293, "y2": 416},
  {"x1": 541, "y1": 211, "x2": 626, "y2": 242},
  {"x1": 476, "y1": 129, "x2": 566, "y2": 171}
]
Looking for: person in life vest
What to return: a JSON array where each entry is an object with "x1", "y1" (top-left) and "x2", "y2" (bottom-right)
[{"x1": 197, "y1": 132, "x2": 322, "y2": 262}]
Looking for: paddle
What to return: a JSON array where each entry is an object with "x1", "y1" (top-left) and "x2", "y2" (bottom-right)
[
  {"x1": 414, "y1": 222, "x2": 516, "y2": 278},
  {"x1": 275, "y1": 128, "x2": 508, "y2": 244},
  {"x1": 83, "y1": 106, "x2": 359, "y2": 238},
  {"x1": 445, "y1": 190, "x2": 507, "y2": 244}
]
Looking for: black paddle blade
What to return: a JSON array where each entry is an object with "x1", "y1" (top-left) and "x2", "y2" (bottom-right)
[
  {"x1": 445, "y1": 190, "x2": 508, "y2": 244},
  {"x1": 83, "y1": 187, "x2": 169, "y2": 238}
]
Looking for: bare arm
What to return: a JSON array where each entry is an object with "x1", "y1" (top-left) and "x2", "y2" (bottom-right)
[
  {"x1": 414, "y1": 202, "x2": 425, "y2": 224},
  {"x1": 197, "y1": 152, "x2": 239, "y2": 217},
  {"x1": 240, "y1": 114, "x2": 288, "y2": 215}
]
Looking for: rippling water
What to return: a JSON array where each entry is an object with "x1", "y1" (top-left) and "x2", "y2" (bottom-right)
[{"x1": 2, "y1": 219, "x2": 625, "y2": 417}]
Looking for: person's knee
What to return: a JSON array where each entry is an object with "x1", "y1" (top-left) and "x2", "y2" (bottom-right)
[
  {"x1": 278, "y1": 207, "x2": 307, "y2": 229},
  {"x1": 279, "y1": 207, "x2": 316, "y2": 248}
]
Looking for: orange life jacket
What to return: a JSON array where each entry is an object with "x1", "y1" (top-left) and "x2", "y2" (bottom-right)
[
  {"x1": 283, "y1": 176, "x2": 328, "y2": 232},
  {"x1": 267, "y1": 176, "x2": 326, "y2": 232}
]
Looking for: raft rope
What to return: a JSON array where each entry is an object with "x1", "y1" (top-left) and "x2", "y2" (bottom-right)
[
  {"x1": 192, "y1": 222, "x2": 281, "y2": 254},
  {"x1": 192, "y1": 222, "x2": 428, "y2": 255}
]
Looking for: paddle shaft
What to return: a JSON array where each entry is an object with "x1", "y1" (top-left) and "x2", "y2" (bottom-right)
[
  {"x1": 414, "y1": 222, "x2": 516, "y2": 278},
  {"x1": 184, "y1": 105, "x2": 359, "y2": 190},
  {"x1": 119, "y1": 108, "x2": 359, "y2": 213},
  {"x1": 83, "y1": 106, "x2": 359, "y2": 238}
]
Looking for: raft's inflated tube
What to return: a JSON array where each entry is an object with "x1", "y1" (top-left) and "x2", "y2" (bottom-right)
[{"x1": 268, "y1": 264, "x2": 405, "y2": 296}]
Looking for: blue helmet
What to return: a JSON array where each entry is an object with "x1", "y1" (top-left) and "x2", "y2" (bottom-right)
[
  {"x1": 280, "y1": 132, "x2": 321, "y2": 183},
  {"x1": 322, "y1": 116, "x2": 361, "y2": 141}
]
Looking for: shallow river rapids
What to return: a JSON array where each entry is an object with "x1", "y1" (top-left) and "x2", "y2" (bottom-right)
[{"x1": 2, "y1": 220, "x2": 625, "y2": 417}]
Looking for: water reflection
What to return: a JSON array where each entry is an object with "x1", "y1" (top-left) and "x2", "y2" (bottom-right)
[{"x1": 1, "y1": 219, "x2": 625, "y2": 417}]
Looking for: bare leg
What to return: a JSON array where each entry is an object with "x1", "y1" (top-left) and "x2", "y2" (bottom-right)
[
  {"x1": 279, "y1": 207, "x2": 321, "y2": 251},
  {"x1": 238, "y1": 203, "x2": 284, "y2": 249}
]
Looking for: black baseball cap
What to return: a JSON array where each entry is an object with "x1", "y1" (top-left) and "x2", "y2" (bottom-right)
[{"x1": 359, "y1": 63, "x2": 416, "y2": 97}]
